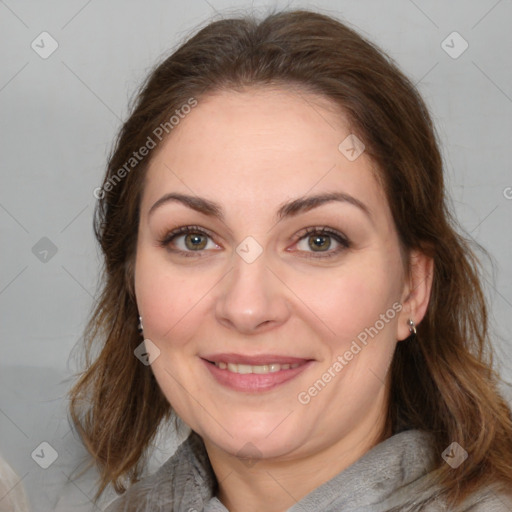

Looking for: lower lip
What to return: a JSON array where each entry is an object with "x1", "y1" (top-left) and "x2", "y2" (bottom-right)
[{"x1": 202, "y1": 359, "x2": 313, "y2": 392}]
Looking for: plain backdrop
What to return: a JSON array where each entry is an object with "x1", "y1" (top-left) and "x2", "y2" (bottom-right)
[{"x1": 1, "y1": 0, "x2": 511, "y2": 510}]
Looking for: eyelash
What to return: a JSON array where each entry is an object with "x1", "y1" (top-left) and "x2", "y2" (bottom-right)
[{"x1": 157, "y1": 225, "x2": 351, "y2": 259}]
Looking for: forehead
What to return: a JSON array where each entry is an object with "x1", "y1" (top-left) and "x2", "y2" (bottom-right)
[{"x1": 142, "y1": 87, "x2": 388, "y2": 221}]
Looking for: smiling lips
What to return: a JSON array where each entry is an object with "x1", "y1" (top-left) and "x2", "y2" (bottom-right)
[
  {"x1": 202, "y1": 353, "x2": 312, "y2": 392},
  {"x1": 214, "y1": 361, "x2": 301, "y2": 374}
]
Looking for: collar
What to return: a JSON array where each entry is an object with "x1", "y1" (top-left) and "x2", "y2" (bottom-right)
[{"x1": 106, "y1": 429, "x2": 438, "y2": 511}]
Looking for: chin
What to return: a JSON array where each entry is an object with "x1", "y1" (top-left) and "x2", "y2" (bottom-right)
[{"x1": 197, "y1": 414, "x2": 310, "y2": 461}]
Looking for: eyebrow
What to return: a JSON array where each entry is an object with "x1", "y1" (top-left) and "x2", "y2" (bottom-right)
[{"x1": 148, "y1": 191, "x2": 372, "y2": 222}]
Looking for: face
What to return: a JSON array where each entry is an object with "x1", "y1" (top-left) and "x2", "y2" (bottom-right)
[{"x1": 135, "y1": 87, "x2": 410, "y2": 463}]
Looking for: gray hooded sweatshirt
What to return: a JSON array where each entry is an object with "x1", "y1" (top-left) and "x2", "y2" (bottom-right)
[{"x1": 105, "y1": 429, "x2": 512, "y2": 512}]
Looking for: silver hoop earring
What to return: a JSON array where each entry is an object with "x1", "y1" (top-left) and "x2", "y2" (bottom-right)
[
  {"x1": 407, "y1": 318, "x2": 417, "y2": 335},
  {"x1": 138, "y1": 316, "x2": 144, "y2": 334}
]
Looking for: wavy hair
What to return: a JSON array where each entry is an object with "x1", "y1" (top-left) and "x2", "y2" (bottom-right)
[{"x1": 68, "y1": 9, "x2": 512, "y2": 506}]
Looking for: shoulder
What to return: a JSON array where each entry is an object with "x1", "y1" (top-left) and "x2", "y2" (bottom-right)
[
  {"x1": 104, "y1": 432, "x2": 216, "y2": 512},
  {"x1": 418, "y1": 487, "x2": 512, "y2": 512},
  {"x1": 104, "y1": 463, "x2": 174, "y2": 512},
  {"x1": 457, "y1": 488, "x2": 512, "y2": 512}
]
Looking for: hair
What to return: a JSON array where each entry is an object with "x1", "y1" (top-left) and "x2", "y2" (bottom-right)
[{"x1": 68, "y1": 8, "x2": 512, "y2": 507}]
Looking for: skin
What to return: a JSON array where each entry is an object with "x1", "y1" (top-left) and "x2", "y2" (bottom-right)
[{"x1": 134, "y1": 87, "x2": 433, "y2": 512}]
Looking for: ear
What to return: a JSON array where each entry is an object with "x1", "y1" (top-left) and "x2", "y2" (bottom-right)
[{"x1": 396, "y1": 250, "x2": 434, "y2": 341}]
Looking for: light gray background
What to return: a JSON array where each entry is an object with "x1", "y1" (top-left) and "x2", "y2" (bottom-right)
[{"x1": 1, "y1": 0, "x2": 511, "y2": 510}]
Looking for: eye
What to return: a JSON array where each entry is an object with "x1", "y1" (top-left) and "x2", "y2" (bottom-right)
[
  {"x1": 157, "y1": 225, "x2": 350, "y2": 259},
  {"x1": 158, "y1": 225, "x2": 220, "y2": 256},
  {"x1": 293, "y1": 227, "x2": 350, "y2": 258}
]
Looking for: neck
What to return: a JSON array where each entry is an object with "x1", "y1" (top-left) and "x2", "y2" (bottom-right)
[{"x1": 203, "y1": 398, "x2": 388, "y2": 512}]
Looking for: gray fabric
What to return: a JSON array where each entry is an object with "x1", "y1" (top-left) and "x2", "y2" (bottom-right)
[{"x1": 105, "y1": 429, "x2": 512, "y2": 512}]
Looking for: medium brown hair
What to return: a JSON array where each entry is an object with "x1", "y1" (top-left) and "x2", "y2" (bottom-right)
[{"x1": 68, "y1": 9, "x2": 512, "y2": 506}]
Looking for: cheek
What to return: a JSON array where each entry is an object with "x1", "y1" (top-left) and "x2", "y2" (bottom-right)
[
  {"x1": 134, "y1": 251, "x2": 213, "y2": 344},
  {"x1": 296, "y1": 257, "x2": 403, "y2": 345}
]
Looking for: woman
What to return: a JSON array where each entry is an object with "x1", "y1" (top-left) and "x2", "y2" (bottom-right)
[{"x1": 69, "y1": 9, "x2": 512, "y2": 512}]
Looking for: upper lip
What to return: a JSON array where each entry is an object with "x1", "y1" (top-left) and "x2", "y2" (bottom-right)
[{"x1": 202, "y1": 353, "x2": 312, "y2": 365}]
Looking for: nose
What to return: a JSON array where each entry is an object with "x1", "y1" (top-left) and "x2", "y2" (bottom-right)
[{"x1": 214, "y1": 250, "x2": 291, "y2": 334}]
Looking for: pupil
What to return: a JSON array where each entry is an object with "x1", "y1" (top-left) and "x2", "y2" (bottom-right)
[{"x1": 309, "y1": 235, "x2": 330, "y2": 251}]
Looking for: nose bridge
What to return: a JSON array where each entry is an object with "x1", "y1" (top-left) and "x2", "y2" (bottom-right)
[{"x1": 214, "y1": 242, "x2": 289, "y2": 332}]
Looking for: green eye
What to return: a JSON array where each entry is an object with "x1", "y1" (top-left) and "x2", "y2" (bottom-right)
[
  {"x1": 308, "y1": 234, "x2": 332, "y2": 251},
  {"x1": 184, "y1": 233, "x2": 208, "y2": 250},
  {"x1": 159, "y1": 225, "x2": 218, "y2": 255},
  {"x1": 295, "y1": 227, "x2": 350, "y2": 259}
]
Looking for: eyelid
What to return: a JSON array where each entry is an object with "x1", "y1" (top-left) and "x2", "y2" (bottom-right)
[
  {"x1": 293, "y1": 226, "x2": 349, "y2": 243},
  {"x1": 158, "y1": 225, "x2": 215, "y2": 245}
]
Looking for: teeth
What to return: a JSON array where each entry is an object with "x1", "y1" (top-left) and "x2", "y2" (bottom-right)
[
  {"x1": 214, "y1": 361, "x2": 301, "y2": 374},
  {"x1": 237, "y1": 364, "x2": 252, "y2": 374}
]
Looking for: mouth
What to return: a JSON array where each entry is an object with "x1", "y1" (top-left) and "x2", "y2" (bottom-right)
[
  {"x1": 201, "y1": 353, "x2": 313, "y2": 392},
  {"x1": 212, "y1": 361, "x2": 302, "y2": 374}
]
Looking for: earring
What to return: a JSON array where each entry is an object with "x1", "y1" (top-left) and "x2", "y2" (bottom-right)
[
  {"x1": 137, "y1": 316, "x2": 144, "y2": 334},
  {"x1": 407, "y1": 318, "x2": 417, "y2": 335}
]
